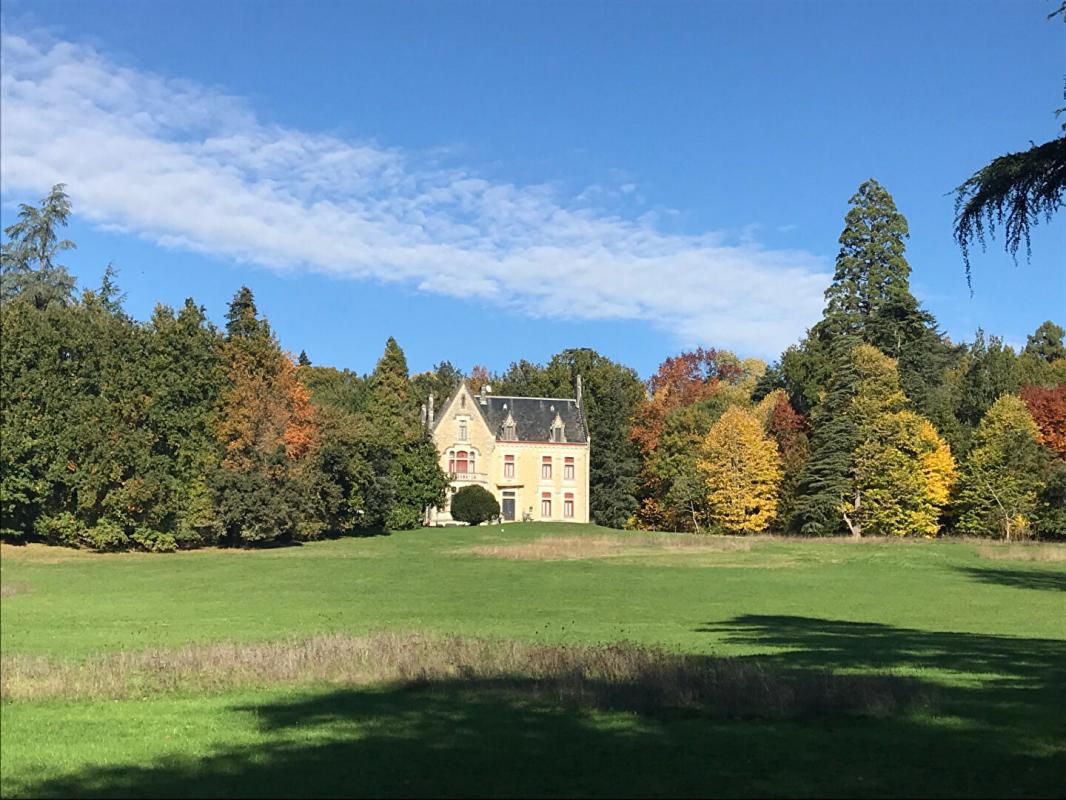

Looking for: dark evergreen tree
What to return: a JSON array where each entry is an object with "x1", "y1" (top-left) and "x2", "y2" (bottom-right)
[
  {"x1": 790, "y1": 336, "x2": 862, "y2": 535},
  {"x1": 542, "y1": 348, "x2": 644, "y2": 529},
  {"x1": 0, "y1": 184, "x2": 77, "y2": 310},
  {"x1": 366, "y1": 337, "x2": 416, "y2": 443},
  {"x1": 298, "y1": 350, "x2": 312, "y2": 367},
  {"x1": 952, "y1": 330, "x2": 1021, "y2": 438},
  {"x1": 1025, "y1": 321, "x2": 1066, "y2": 363}
]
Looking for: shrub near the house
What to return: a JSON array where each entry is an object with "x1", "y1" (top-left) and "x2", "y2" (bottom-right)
[{"x1": 450, "y1": 485, "x2": 501, "y2": 526}]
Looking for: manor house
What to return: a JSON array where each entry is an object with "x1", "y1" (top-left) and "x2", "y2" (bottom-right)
[{"x1": 426, "y1": 380, "x2": 590, "y2": 525}]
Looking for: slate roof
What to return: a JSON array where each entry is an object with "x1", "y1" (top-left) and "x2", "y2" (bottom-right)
[{"x1": 476, "y1": 394, "x2": 589, "y2": 443}]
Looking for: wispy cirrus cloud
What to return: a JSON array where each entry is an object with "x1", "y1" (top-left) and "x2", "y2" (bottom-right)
[{"x1": 0, "y1": 29, "x2": 830, "y2": 355}]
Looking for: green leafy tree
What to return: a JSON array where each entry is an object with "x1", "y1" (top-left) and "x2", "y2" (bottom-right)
[
  {"x1": 1035, "y1": 461, "x2": 1066, "y2": 538},
  {"x1": 956, "y1": 395, "x2": 1048, "y2": 539},
  {"x1": 145, "y1": 299, "x2": 225, "y2": 545},
  {"x1": 411, "y1": 361, "x2": 463, "y2": 409},
  {"x1": 450, "y1": 485, "x2": 500, "y2": 526},
  {"x1": 300, "y1": 366, "x2": 369, "y2": 414}
]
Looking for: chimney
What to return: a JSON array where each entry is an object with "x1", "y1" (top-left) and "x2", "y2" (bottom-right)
[
  {"x1": 428, "y1": 392, "x2": 435, "y2": 428},
  {"x1": 480, "y1": 384, "x2": 491, "y2": 405},
  {"x1": 576, "y1": 374, "x2": 583, "y2": 408}
]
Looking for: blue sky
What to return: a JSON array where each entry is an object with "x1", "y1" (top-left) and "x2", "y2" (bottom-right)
[{"x1": 1, "y1": 1, "x2": 1063, "y2": 378}]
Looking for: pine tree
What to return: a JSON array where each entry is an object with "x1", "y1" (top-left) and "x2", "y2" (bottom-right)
[
  {"x1": 367, "y1": 337, "x2": 416, "y2": 444},
  {"x1": 803, "y1": 180, "x2": 956, "y2": 430},
  {"x1": 1025, "y1": 321, "x2": 1066, "y2": 363},
  {"x1": 0, "y1": 184, "x2": 77, "y2": 310},
  {"x1": 588, "y1": 371, "x2": 643, "y2": 528},
  {"x1": 362, "y1": 338, "x2": 448, "y2": 530},
  {"x1": 791, "y1": 337, "x2": 862, "y2": 535},
  {"x1": 823, "y1": 179, "x2": 911, "y2": 339},
  {"x1": 956, "y1": 395, "x2": 1048, "y2": 539},
  {"x1": 792, "y1": 343, "x2": 911, "y2": 536}
]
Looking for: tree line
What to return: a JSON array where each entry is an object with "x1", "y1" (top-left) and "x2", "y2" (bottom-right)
[{"x1": 1, "y1": 182, "x2": 1063, "y2": 548}]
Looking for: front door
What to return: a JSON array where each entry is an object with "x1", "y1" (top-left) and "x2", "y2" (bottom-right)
[{"x1": 502, "y1": 493, "x2": 516, "y2": 521}]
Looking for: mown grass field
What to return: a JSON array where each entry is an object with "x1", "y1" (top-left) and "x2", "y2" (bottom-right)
[{"x1": 2, "y1": 523, "x2": 1065, "y2": 798}]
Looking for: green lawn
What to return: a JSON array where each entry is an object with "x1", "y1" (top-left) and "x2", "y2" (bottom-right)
[{"x1": 2, "y1": 523, "x2": 1065, "y2": 798}]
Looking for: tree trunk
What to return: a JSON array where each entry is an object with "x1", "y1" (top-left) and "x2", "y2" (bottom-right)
[{"x1": 842, "y1": 492, "x2": 862, "y2": 538}]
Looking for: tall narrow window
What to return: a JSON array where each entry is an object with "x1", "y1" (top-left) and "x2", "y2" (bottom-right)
[
  {"x1": 448, "y1": 450, "x2": 455, "y2": 473},
  {"x1": 455, "y1": 450, "x2": 468, "y2": 474},
  {"x1": 541, "y1": 492, "x2": 552, "y2": 518},
  {"x1": 564, "y1": 457, "x2": 575, "y2": 480},
  {"x1": 459, "y1": 421, "x2": 468, "y2": 441},
  {"x1": 564, "y1": 493, "x2": 574, "y2": 519},
  {"x1": 541, "y1": 456, "x2": 552, "y2": 480},
  {"x1": 504, "y1": 455, "x2": 515, "y2": 479},
  {"x1": 469, "y1": 452, "x2": 476, "y2": 474}
]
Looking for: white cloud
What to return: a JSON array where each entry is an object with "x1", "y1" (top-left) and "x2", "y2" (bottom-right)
[{"x1": 0, "y1": 29, "x2": 831, "y2": 356}]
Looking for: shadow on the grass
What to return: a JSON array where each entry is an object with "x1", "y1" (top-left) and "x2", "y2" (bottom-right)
[
  {"x1": 18, "y1": 617, "x2": 1066, "y2": 799},
  {"x1": 953, "y1": 565, "x2": 1066, "y2": 592}
]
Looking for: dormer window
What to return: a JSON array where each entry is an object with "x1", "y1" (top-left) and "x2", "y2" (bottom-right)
[
  {"x1": 501, "y1": 409, "x2": 517, "y2": 441},
  {"x1": 550, "y1": 415, "x2": 565, "y2": 443}
]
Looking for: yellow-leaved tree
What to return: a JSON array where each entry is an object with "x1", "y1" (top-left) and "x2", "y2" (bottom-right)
[
  {"x1": 698, "y1": 406, "x2": 782, "y2": 533},
  {"x1": 854, "y1": 411, "x2": 957, "y2": 537}
]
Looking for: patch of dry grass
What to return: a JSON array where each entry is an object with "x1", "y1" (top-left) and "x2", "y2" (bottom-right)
[
  {"x1": 975, "y1": 543, "x2": 1066, "y2": 563},
  {"x1": 0, "y1": 633, "x2": 931, "y2": 720},
  {"x1": 462, "y1": 534, "x2": 755, "y2": 562},
  {"x1": 0, "y1": 582, "x2": 30, "y2": 598}
]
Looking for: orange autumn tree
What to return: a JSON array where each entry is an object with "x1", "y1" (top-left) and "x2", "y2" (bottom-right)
[
  {"x1": 1021, "y1": 384, "x2": 1066, "y2": 459},
  {"x1": 467, "y1": 364, "x2": 491, "y2": 394},
  {"x1": 214, "y1": 287, "x2": 321, "y2": 543},
  {"x1": 631, "y1": 349, "x2": 745, "y2": 530},
  {"x1": 755, "y1": 389, "x2": 810, "y2": 520}
]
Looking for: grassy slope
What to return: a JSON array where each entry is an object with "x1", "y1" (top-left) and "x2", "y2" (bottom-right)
[{"x1": 2, "y1": 523, "x2": 1065, "y2": 798}]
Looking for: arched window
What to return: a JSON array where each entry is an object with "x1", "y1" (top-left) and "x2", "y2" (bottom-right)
[
  {"x1": 455, "y1": 450, "x2": 469, "y2": 474},
  {"x1": 469, "y1": 451, "x2": 476, "y2": 474},
  {"x1": 448, "y1": 450, "x2": 455, "y2": 473}
]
